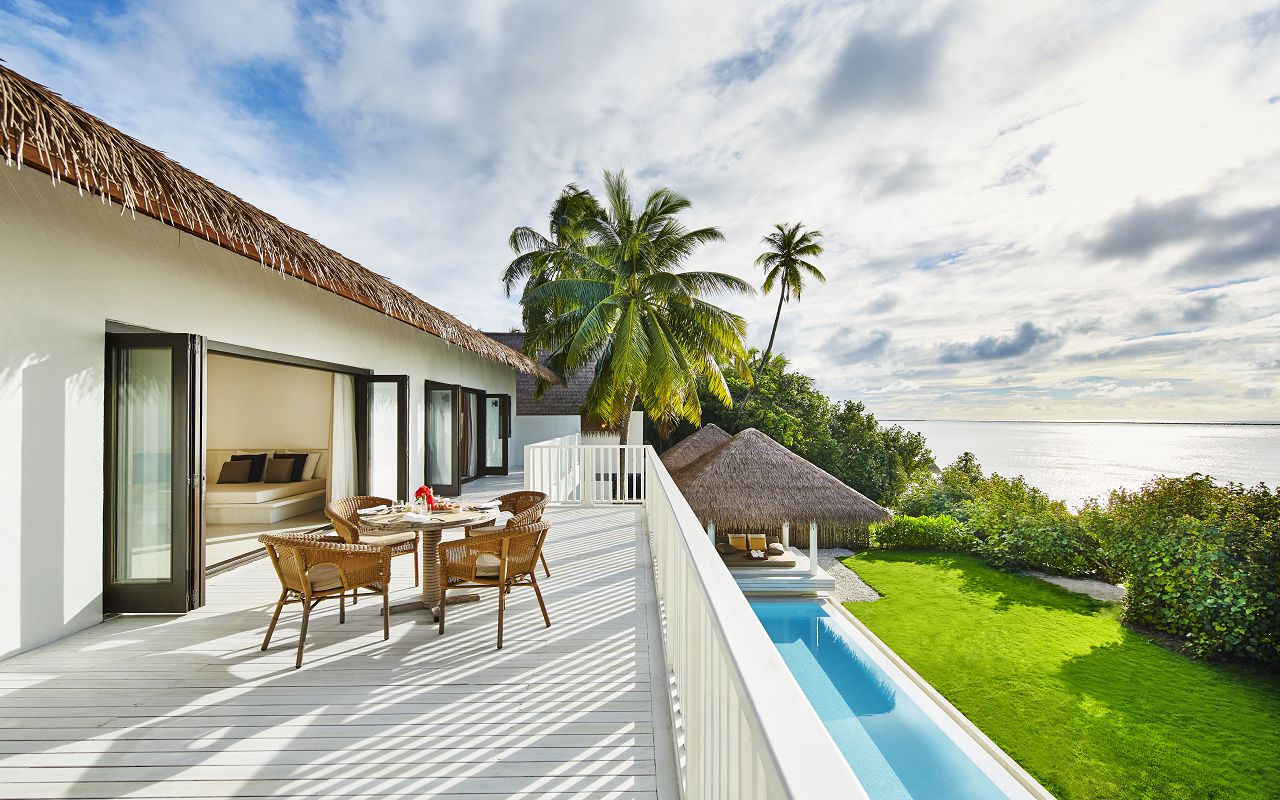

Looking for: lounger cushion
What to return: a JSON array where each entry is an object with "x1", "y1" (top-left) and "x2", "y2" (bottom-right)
[
  {"x1": 475, "y1": 553, "x2": 501, "y2": 578},
  {"x1": 306, "y1": 564, "x2": 343, "y2": 592}
]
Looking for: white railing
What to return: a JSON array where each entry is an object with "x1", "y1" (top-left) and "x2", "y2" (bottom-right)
[
  {"x1": 524, "y1": 438, "x2": 648, "y2": 505},
  {"x1": 524, "y1": 436, "x2": 866, "y2": 799}
]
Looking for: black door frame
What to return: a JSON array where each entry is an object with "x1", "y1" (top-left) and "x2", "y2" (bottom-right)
[
  {"x1": 356, "y1": 375, "x2": 410, "y2": 501},
  {"x1": 424, "y1": 380, "x2": 461, "y2": 496},
  {"x1": 103, "y1": 332, "x2": 205, "y2": 614}
]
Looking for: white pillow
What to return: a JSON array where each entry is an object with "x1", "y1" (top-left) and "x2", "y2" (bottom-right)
[{"x1": 301, "y1": 452, "x2": 321, "y2": 481}]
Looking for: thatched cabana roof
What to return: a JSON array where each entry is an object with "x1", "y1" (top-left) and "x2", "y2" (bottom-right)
[
  {"x1": 672, "y1": 428, "x2": 891, "y2": 532},
  {"x1": 659, "y1": 424, "x2": 732, "y2": 472},
  {"x1": 0, "y1": 63, "x2": 555, "y2": 382}
]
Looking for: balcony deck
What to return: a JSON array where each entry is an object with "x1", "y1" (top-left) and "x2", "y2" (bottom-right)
[{"x1": 0, "y1": 475, "x2": 676, "y2": 799}]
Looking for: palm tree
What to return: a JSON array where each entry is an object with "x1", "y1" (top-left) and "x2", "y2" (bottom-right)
[
  {"x1": 522, "y1": 170, "x2": 754, "y2": 451},
  {"x1": 503, "y1": 185, "x2": 601, "y2": 333},
  {"x1": 755, "y1": 222, "x2": 825, "y2": 368}
]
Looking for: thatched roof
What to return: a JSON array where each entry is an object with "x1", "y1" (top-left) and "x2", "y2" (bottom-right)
[
  {"x1": 659, "y1": 424, "x2": 731, "y2": 472},
  {"x1": 672, "y1": 428, "x2": 891, "y2": 531},
  {"x1": 0, "y1": 63, "x2": 555, "y2": 382}
]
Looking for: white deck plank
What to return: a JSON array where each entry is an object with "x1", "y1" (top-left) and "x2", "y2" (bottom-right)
[{"x1": 0, "y1": 490, "x2": 675, "y2": 799}]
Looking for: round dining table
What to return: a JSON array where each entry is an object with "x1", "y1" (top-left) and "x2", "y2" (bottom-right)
[{"x1": 358, "y1": 508, "x2": 498, "y2": 618}]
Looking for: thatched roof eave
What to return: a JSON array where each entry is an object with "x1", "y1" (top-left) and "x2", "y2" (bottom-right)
[
  {"x1": 0, "y1": 64, "x2": 557, "y2": 384},
  {"x1": 671, "y1": 428, "x2": 892, "y2": 530}
]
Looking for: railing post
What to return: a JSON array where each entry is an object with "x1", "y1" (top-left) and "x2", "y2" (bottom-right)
[
  {"x1": 809, "y1": 520, "x2": 820, "y2": 577},
  {"x1": 581, "y1": 445, "x2": 593, "y2": 507},
  {"x1": 706, "y1": 520, "x2": 715, "y2": 543},
  {"x1": 782, "y1": 520, "x2": 790, "y2": 548}
]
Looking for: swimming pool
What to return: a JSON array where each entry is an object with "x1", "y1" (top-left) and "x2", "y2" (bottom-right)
[{"x1": 751, "y1": 600, "x2": 1041, "y2": 800}]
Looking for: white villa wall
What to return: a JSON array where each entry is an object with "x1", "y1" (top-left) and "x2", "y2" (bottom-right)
[
  {"x1": 0, "y1": 165, "x2": 516, "y2": 658},
  {"x1": 509, "y1": 410, "x2": 644, "y2": 467},
  {"x1": 207, "y1": 354, "x2": 334, "y2": 451},
  {"x1": 510, "y1": 416, "x2": 581, "y2": 467}
]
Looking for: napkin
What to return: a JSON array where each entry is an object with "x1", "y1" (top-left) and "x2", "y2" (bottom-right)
[
  {"x1": 400, "y1": 512, "x2": 432, "y2": 524},
  {"x1": 468, "y1": 500, "x2": 501, "y2": 510},
  {"x1": 357, "y1": 505, "x2": 388, "y2": 516}
]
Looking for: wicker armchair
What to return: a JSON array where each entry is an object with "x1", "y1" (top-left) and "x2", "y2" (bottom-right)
[
  {"x1": 259, "y1": 532, "x2": 393, "y2": 669},
  {"x1": 438, "y1": 521, "x2": 551, "y2": 650},
  {"x1": 326, "y1": 496, "x2": 419, "y2": 596},
  {"x1": 464, "y1": 491, "x2": 550, "y2": 576}
]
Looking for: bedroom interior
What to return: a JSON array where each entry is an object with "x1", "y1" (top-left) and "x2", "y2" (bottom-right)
[{"x1": 204, "y1": 354, "x2": 356, "y2": 570}]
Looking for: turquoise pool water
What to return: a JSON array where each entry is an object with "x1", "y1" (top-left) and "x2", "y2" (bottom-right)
[{"x1": 752, "y1": 600, "x2": 1016, "y2": 800}]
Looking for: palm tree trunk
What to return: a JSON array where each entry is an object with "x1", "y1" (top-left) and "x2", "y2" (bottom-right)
[
  {"x1": 734, "y1": 291, "x2": 786, "y2": 426},
  {"x1": 758, "y1": 290, "x2": 786, "y2": 369},
  {"x1": 615, "y1": 391, "x2": 638, "y2": 497}
]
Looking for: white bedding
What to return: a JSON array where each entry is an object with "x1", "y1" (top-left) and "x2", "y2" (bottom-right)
[{"x1": 207, "y1": 478, "x2": 327, "y2": 505}]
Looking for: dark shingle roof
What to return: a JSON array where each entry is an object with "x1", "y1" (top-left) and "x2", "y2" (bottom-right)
[{"x1": 485, "y1": 332, "x2": 593, "y2": 416}]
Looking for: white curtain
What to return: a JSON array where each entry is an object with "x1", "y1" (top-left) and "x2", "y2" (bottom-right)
[{"x1": 329, "y1": 373, "x2": 357, "y2": 500}]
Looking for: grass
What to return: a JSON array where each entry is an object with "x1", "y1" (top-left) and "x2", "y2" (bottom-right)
[{"x1": 841, "y1": 551, "x2": 1280, "y2": 800}]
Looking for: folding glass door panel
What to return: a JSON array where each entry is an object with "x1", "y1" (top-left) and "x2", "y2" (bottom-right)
[
  {"x1": 458, "y1": 389, "x2": 483, "y2": 483},
  {"x1": 483, "y1": 394, "x2": 511, "y2": 476},
  {"x1": 104, "y1": 332, "x2": 205, "y2": 614},
  {"x1": 424, "y1": 381, "x2": 459, "y2": 496},
  {"x1": 357, "y1": 376, "x2": 408, "y2": 502}
]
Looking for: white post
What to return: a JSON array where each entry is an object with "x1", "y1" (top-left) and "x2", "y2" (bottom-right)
[
  {"x1": 581, "y1": 445, "x2": 593, "y2": 507},
  {"x1": 782, "y1": 520, "x2": 790, "y2": 548},
  {"x1": 809, "y1": 520, "x2": 819, "y2": 577},
  {"x1": 706, "y1": 520, "x2": 716, "y2": 543}
]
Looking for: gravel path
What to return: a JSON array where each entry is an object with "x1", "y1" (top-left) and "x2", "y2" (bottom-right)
[
  {"x1": 1024, "y1": 571, "x2": 1127, "y2": 602},
  {"x1": 817, "y1": 549, "x2": 880, "y2": 602}
]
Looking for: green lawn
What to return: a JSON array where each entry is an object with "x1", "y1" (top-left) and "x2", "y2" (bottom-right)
[{"x1": 841, "y1": 551, "x2": 1280, "y2": 800}]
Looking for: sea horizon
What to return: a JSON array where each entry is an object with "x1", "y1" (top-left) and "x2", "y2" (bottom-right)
[
  {"x1": 881, "y1": 419, "x2": 1279, "y2": 506},
  {"x1": 884, "y1": 418, "x2": 1280, "y2": 426}
]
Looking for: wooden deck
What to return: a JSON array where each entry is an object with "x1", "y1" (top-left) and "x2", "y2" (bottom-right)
[{"x1": 0, "y1": 480, "x2": 676, "y2": 798}]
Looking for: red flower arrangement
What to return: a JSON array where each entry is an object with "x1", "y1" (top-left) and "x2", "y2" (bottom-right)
[{"x1": 414, "y1": 485, "x2": 435, "y2": 509}]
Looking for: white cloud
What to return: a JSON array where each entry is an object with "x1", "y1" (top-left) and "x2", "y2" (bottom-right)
[{"x1": 3, "y1": 0, "x2": 1278, "y2": 421}]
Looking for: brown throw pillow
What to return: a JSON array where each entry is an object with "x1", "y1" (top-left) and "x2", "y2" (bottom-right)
[
  {"x1": 230, "y1": 453, "x2": 268, "y2": 482},
  {"x1": 217, "y1": 459, "x2": 252, "y2": 484},
  {"x1": 273, "y1": 452, "x2": 308, "y2": 482},
  {"x1": 264, "y1": 457, "x2": 295, "y2": 483}
]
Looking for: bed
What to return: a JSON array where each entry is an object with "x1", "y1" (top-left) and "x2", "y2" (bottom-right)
[{"x1": 206, "y1": 449, "x2": 328, "y2": 524}]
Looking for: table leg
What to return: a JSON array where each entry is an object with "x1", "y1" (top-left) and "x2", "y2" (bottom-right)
[{"x1": 388, "y1": 530, "x2": 480, "y2": 619}]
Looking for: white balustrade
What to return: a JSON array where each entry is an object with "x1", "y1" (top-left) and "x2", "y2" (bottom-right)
[{"x1": 523, "y1": 436, "x2": 866, "y2": 799}]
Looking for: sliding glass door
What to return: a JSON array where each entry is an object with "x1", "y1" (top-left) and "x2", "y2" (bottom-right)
[
  {"x1": 104, "y1": 332, "x2": 205, "y2": 614},
  {"x1": 357, "y1": 375, "x2": 409, "y2": 501}
]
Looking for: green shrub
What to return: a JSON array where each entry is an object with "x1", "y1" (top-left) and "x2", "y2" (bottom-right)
[
  {"x1": 871, "y1": 514, "x2": 976, "y2": 551},
  {"x1": 962, "y1": 474, "x2": 1106, "y2": 577},
  {"x1": 1100, "y1": 475, "x2": 1279, "y2": 663}
]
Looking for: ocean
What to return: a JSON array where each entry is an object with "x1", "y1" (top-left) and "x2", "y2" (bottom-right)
[{"x1": 887, "y1": 420, "x2": 1280, "y2": 507}]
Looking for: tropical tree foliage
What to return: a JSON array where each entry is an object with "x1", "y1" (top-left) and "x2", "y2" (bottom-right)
[
  {"x1": 515, "y1": 170, "x2": 754, "y2": 442},
  {"x1": 685, "y1": 350, "x2": 935, "y2": 505},
  {"x1": 503, "y1": 185, "x2": 600, "y2": 333},
  {"x1": 755, "y1": 222, "x2": 825, "y2": 368}
]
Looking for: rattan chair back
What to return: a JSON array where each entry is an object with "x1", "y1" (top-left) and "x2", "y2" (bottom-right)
[
  {"x1": 326, "y1": 495, "x2": 395, "y2": 543},
  {"x1": 440, "y1": 520, "x2": 550, "y2": 583}
]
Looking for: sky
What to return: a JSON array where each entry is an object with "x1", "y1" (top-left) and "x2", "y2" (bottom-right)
[{"x1": 2, "y1": 0, "x2": 1278, "y2": 422}]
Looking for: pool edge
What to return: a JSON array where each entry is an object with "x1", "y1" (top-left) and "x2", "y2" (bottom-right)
[{"x1": 825, "y1": 598, "x2": 1058, "y2": 800}]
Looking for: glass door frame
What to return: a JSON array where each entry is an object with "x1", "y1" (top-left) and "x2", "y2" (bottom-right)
[
  {"x1": 103, "y1": 331, "x2": 206, "y2": 614},
  {"x1": 424, "y1": 380, "x2": 462, "y2": 496},
  {"x1": 458, "y1": 386, "x2": 486, "y2": 485},
  {"x1": 482, "y1": 393, "x2": 511, "y2": 476},
  {"x1": 355, "y1": 375, "x2": 409, "y2": 502}
]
